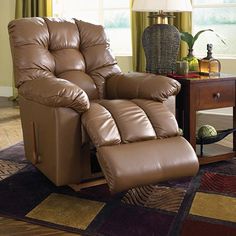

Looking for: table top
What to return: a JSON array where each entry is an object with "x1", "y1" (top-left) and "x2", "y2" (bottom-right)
[{"x1": 168, "y1": 73, "x2": 236, "y2": 83}]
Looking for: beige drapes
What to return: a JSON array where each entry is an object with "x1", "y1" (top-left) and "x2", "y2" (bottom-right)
[
  {"x1": 173, "y1": 12, "x2": 192, "y2": 59},
  {"x1": 15, "y1": 0, "x2": 52, "y2": 18}
]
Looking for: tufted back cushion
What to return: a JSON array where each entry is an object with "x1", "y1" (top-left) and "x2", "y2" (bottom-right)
[{"x1": 8, "y1": 17, "x2": 121, "y2": 99}]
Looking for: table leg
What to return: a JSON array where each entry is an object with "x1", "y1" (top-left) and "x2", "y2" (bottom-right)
[
  {"x1": 183, "y1": 109, "x2": 196, "y2": 150},
  {"x1": 182, "y1": 84, "x2": 196, "y2": 150},
  {"x1": 233, "y1": 106, "x2": 236, "y2": 151}
]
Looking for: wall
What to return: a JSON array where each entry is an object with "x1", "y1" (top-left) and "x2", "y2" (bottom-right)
[
  {"x1": 220, "y1": 58, "x2": 236, "y2": 74},
  {"x1": 0, "y1": 0, "x2": 15, "y2": 97},
  {"x1": 116, "y1": 56, "x2": 133, "y2": 73}
]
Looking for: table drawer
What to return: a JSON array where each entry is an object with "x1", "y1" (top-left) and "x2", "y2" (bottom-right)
[{"x1": 197, "y1": 81, "x2": 235, "y2": 109}]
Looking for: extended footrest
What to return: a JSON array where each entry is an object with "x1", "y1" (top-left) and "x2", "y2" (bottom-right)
[
  {"x1": 82, "y1": 99, "x2": 199, "y2": 193},
  {"x1": 97, "y1": 136, "x2": 199, "y2": 193}
]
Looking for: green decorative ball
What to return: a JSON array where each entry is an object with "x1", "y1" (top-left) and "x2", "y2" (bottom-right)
[
  {"x1": 198, "y1": 125, "x2": 217, "y2": 139},
  {"x1": 179, "y1": 128, "x2": 183, "y2": 136}
]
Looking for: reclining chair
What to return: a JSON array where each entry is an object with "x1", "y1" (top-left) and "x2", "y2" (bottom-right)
[{"x1": 8, "y1": 17, "x2": 199, "y2": 193}]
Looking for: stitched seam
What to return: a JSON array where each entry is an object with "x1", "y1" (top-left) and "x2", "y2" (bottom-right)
[
  {"x1": 131, "y1": 99, "x2": 158, "y2": 138},
  {"x1": 99, "y1": 100, "x2": 122, "y2": 144}
]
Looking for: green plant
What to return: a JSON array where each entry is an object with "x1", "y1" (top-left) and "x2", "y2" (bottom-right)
[{"x1": 180, "y1": 29, "x2": 226, "y2": 50}]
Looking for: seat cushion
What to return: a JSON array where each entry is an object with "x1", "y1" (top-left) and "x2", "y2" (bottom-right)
[{"x1": 81, "y1": 99, "x2": 179, "y2": 147}]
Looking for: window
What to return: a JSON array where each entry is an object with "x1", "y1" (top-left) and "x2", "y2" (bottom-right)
[
  {"x1": 53, "y1": 0, "x2": 132, "y2": 56},
  {"x1": 192, "y1": 0, "x2": 236, "y2": 58}
]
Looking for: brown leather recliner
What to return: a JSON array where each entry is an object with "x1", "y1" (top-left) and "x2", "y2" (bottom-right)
[{"x1": 8, "y1": 17, "x2": 199, "y2": 193}]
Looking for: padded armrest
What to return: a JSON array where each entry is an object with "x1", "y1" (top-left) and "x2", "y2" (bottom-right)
[
  {"x1": 106, "y1": 72, "x2": 181, "y2": 102},
  {"x1": 19, "y1": 78, "x2": 90, "y2": 113}
]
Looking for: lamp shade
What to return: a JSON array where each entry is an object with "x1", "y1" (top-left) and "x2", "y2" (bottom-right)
[{"x1": 132, "y1": 0, "x2": 192, "y2": 12}]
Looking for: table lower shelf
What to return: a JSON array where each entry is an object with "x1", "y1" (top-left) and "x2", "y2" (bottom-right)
[{"x1": 196, "y1": 143, "x2": 236, "y2": 165}]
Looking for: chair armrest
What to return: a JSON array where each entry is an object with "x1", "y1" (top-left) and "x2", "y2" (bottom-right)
[
  {"x1": 106, "y1": 72, "x2": 181, "y2": 102},
  {"x1": 19, "y1": 78, "x2": 90, "y2": 113}
]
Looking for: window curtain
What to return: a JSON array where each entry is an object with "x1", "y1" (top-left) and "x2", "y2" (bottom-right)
[
  {"x1": 173, "y1": 12, "x2": 192, "y2": 59},
  {"x1": 12, "y1": 0, "x2": 52, "y2": 99},
  {"x1": 131, "y1": 1, "x2": 192, "y2": 72},
  {"x1": 15, "y1": 0, "x2": 52, "y2": 18}
]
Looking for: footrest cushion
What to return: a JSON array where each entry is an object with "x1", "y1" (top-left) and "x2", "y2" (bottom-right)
[{"x1": 97, "y1": 136, "x2": 199, "y2": 193}]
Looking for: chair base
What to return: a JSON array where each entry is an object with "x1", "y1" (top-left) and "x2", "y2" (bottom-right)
[{"x1": 69, "y1": 177, "x2": 106, "y2": 191}]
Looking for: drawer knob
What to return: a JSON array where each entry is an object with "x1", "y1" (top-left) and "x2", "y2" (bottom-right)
[{"x1": 213, "y1": 92, "x2": 221, "y2": 100}]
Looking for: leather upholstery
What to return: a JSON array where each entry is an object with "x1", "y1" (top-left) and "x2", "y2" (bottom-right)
[
  {"x1": 19, "y1": 78, "x2": 90, "y2": 113},
  {"x1": 82, "y1": 102, "x2": 122, "y2": 147},
  {"x1": 82, "y1": 99, "x2": 179, "y2": 147},
  {"x1": 106, "y1": 72, "x2": 181, "y2": 102},
  {"x1": 19, "y1": 96, "x2": 83, "y2": 185},
  {"x1": 82, "y1": 99, "x2": 197, "y2": 193},
  {"x1": 8, "y1": 17, "x2": 199, "y2": 192},
  {"x1": 98, "y1": 137, "x2": 199, "y2": 193},
  {"x1": 8, "y1": 17, "x2": 118, "y2": 100}
]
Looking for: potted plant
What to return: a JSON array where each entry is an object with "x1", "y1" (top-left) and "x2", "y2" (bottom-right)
[{"x1": 180, "y1": 29, "x2": 226, "y2": 71}]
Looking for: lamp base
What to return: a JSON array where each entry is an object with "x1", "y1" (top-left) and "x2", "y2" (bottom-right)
[
  {"x1": 148, "y1": 13, "x2": 174, "y2": 24},
  {"x1": 142, "y1": 24, "x2": 180, "y2": 75}
]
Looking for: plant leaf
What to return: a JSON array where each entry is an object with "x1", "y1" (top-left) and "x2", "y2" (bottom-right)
[
  {"x1": 180, "y1": 32, "x2": 194, "y2": 49},
  {"x1": 193, "y1": 29, "x2": 213, "y2": 47},
  {"x1": 193, "y1": 29, "x2": 226, "y2": 46},
  {"x1": 180, "y1": 29, "x2": 227, "y2": 50},
  {"x1": 214, "y1": 32, "x2": 227, "y2": 45}
]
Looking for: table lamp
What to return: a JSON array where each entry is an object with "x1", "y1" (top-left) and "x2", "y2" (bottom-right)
[{"x1": 132, "y1": 0, "x2": 192, "y2": 74}]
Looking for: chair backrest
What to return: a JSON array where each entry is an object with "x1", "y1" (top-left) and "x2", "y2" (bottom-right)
[{"x1": 8, "y1": 17, "x2": 121, "y2": 99}]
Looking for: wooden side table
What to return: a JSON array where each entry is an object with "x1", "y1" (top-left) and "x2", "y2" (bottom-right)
[{"x1": 170, "y1": 73, "x2": 236, "y2": 165}]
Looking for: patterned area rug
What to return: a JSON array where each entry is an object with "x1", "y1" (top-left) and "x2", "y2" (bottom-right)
[{"x1": 1, "y1": 143, "x2": 236, "y2": 235}]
